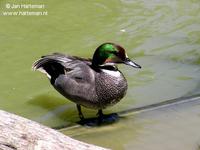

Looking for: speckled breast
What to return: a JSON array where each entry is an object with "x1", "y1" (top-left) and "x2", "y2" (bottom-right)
[{"x1": 95, "y1": 70, "x2": 128, "y2": 109}]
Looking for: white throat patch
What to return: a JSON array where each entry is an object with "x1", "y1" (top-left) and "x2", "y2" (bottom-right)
[{"x1": 102, "y1": 69, "x2": 121, "y2": 78}]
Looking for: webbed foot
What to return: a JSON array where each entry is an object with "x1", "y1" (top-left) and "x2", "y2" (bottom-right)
[
  {"x1": 97, "y1": 109, "x2": 119, "y2": 124},
  {"x1": 77, "y1": 109, "x2": 119, "y2": 126}
]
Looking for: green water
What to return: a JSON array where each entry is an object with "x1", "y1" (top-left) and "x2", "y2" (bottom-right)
[{"x1": 0, "y1": 0, "x2": 200, "y2": 149}]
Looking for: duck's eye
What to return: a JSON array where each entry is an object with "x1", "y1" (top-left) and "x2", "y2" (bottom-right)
[{"x1": 111, "y1": 51, "x2": 118, "y2": 55}]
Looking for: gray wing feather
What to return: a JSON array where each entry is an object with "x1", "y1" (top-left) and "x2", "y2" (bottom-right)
[{"x1": 54, "y1": 63, "x2": 97, "y2": 106}]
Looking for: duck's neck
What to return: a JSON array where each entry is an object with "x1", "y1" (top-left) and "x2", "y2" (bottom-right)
[
  {"x1": 92, "y1": 52, "x2": 103, "y2": 67},
  {"x1": 99, "y1": 65, "x2": 118, "y2": 71},
  {"x1": 91, "y1": 60, "x2": 100, "y2": 68}
]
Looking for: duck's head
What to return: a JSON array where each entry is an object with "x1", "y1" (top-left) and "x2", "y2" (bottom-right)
[{"x1": 92, "y1": 43, "x2": 141, "y2": 69}]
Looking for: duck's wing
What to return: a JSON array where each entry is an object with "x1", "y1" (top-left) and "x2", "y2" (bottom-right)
[
  {"x1": 53, "y1": 66, "x2": 97, "y2": 106},
  {"x1": 32, "y1": 53, "x2": 97, "y2": 105}
]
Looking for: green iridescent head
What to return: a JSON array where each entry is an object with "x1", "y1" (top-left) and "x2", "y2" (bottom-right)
[{"x1": 92, "y1": 43, "x2": 141, "y2": 69}]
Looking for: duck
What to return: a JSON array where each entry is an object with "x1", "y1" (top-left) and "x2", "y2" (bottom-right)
[{"x1": 32, "y1": 43, "x2": 141, "y2": 122}]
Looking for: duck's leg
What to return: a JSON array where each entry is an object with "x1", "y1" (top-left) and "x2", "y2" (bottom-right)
[
  {"x1": 98, "y1": 109, "x2": 103, "y2": 116},
  {"x1": 97, "y1": 109, "x2": 104, "y2": 123},
  {"x1": 76, "y1": 104, "x2": 84, "y2": 120},
  {"x1": 97, "y1": 109, "x2": 119, "y2": 124}
]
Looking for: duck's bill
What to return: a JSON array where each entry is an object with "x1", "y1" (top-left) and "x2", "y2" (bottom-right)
[{"x1": 124, "y1": 58, "x2": 141, "y2": 69}]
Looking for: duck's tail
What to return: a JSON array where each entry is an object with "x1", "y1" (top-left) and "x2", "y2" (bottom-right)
[{"x1": 32, "y1": 53, "x2": 69, "y2": 84}]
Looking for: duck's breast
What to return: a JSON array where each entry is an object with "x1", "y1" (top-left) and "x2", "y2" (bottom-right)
[{"x1": 95, "y1": 69, "x2": 128, "y2": 108}]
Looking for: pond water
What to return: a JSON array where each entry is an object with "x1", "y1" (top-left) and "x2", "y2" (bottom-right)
[{"x1": 0, "y1": 0, "x2": 200, "y2": 149}]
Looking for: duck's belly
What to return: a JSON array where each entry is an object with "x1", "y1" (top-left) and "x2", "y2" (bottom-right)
[{"x1": 53, "y1": 72, "x2": 128, "y2": 110}]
